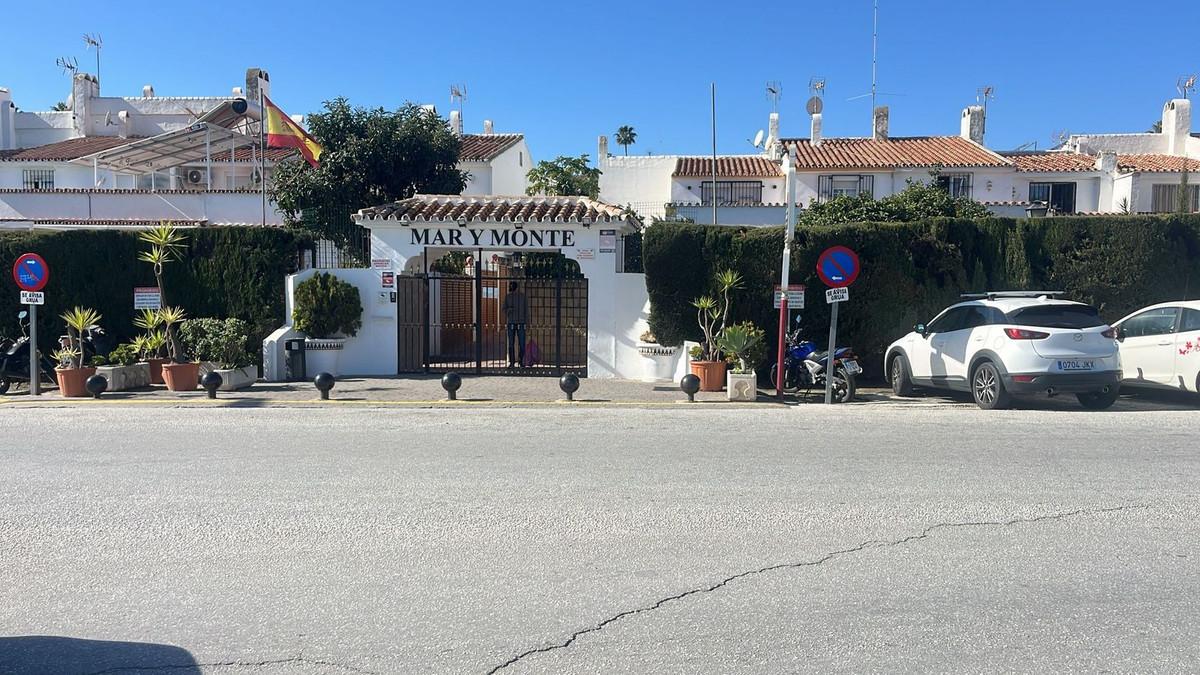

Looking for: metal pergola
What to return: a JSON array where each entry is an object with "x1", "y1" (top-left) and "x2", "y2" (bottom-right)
[{"x1": 71, "y1": 122, "x2": 260, "y2": 190}]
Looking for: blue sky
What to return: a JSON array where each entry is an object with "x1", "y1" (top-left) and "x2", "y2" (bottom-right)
[{"x1": 2, "y1": 1, "x2": 1197, "y2": 160}]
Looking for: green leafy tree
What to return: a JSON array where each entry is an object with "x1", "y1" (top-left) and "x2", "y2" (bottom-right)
[
  {"x1": 614, "y1": 125, "x2": 637, "y2": 155},
  {"x1": 526, "y1": 154, "x2": 601, "y2": 198},
  {"x1": 799, "y1": 175, "x2": 991, "y2": 226},
  {"x1": 52, "y1": 101, "x2": 71, "y2": 111},
  {"x1": 270, "y1": 98, "x2": 466, "y2": 225}
]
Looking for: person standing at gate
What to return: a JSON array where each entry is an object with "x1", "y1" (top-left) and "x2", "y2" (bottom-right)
[{"x1": 503, "y1": 281, "x2": 529, "y2": 368}]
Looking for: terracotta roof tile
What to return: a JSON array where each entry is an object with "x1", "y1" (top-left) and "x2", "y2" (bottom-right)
[
  {"x1": 672, "y1": 156, "x2": 782, "y2": 178},
  {"x1": 355, "y1": 194, "x2": 630, "y2": 223},
  {"x1": 1006, "y1": 152, "x2": 1098, "y2": 172},
  {"x1": 786, "y1": 136, "x2": 1011, "y2": 169},
  {"x1": 1116, "y1": 154, "x2": 1200, "y2": 172},
  {"x1": 458, "y1": 134, "x2": 523, "y2": 162},
  {"x1": 0, "y1": 136, "x2": 142, "y2": 162}
]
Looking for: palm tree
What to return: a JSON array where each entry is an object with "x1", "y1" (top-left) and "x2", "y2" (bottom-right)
[{"x1": 615, "y1": 125, "x2": 637, "y2": 156}]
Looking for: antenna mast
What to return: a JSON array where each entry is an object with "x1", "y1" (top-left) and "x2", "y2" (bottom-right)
[
  {"x1": 1178, "y1": 74, "x2": 1197, "y2": 99},
  {"x1": 766, "y1": 81, "x2": 782, "y2": 113},
  {"x1": 977, "y1": 85, "x2": 995, "y2": 135},
  {"x1": 83, "y1": 33, "x2": 103, "y2": 88},
  {"x1": 450, "y1": 84, "x2": 467, "y2": 126},
  {"x1": 870, "y1": 0, "x2": 878, "y2": 116}
]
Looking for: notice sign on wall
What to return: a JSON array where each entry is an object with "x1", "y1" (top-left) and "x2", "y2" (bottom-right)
[
  {"x1": 381, "y1": 272, "x2": 395, "y2": 288},
  {"x1": 599, "y1": 229, "x2": 616, "y2": 253},
  {"x1": 372, "y1": 258, "x2": 392, "y2": 270},
  {"x1": 133, "y1": 286, "x2": 161, "y2": 310},
  {"x1": 576, "y1": 248, "x2": 595, "y2": 260}
]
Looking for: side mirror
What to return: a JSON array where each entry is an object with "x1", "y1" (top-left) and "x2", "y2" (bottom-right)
[
  {"x1": 1115, "y1": 326, "x2": 1126, "y2": 342},
  {"x1": 18, "y1": 311, "x2": 28, "y2": 320},
  {"x1": 914, "y1": 323, "x2": 928, "y2": 338},
  {"x1": 794, "y1": 315, "x2": 803, "y2": 326}
]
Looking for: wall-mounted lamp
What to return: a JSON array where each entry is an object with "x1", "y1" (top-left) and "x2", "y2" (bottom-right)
[{"x1": 456, "y1": 216, "x2": 467, "y2": 227}]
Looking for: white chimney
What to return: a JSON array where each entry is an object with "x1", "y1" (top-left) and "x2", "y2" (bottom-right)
[
  {"x1": 0, "y1": 88, "x2": 15, "y2": 150},
  {"x1": 245, "y1": 67, "x2": 270, "y2": 101},
  {"x1": 872, "y1": 106, "x2": 889, "y2": 141},
  {"x1": 117, "y1": 110, "x2": 131, "y2": 138},
  {"x1": 960, "y1": 105, "x2": 985, "y2": 144},
  {"x1": 142, "y1": 84, "x2": 155, "y2": 97},
  {"x1": 810, "y1": 112, "x2": 823, "y2": 147},
  {"x1": 1096, "y1": 151, "x2": 1117, "y2": 173},
  {"x1": 483, "y1": 119, "x2": 494, "y2": 135},
  {"x1": 231, "y1": 86, "x2": 243, "y2": 97},
  {"x1": 1162, "y1": 98, "x2": 1191, "y2": 155},
  {"x1": 71, "y1": 72, "x2": 99, "y2": 135},
  {"x1": 449, "y1": 110, "x2": 462, "y2": 136},
  {"x1": 598, "y1": 135, "x2": 609, "y2": 160}
]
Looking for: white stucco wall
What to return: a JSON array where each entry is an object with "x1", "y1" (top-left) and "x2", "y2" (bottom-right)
[
  {"x1": 598, "y1": 156, "x2": 677, "y2": 219},
  {"x1": 489, "y1": 141, "x2": 531, "y2": 195},
  {"x1": 0, "y1": 189, "x2": 285, "y2": 224},
  {"x1": 460, "y1": 162, "x2": 492, "y2": 195},
  {"x1": 281, "y1": 268, "x2": 398, "y2": 376}
]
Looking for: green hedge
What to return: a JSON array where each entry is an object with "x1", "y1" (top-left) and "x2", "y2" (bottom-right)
[
  {"x1": 644, "y1": 215, "x2": 1200, "y2": 374},
  {"x1": 0, "y1": 227, "x2": 310, "y2": 359}
]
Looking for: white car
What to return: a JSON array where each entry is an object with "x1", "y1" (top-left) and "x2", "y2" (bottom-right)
[
  {"x1": 1113, "y1": 300, "x2": 1200, "y2": 393},
  {"x1": 884, "y1": 292, "x2": 1122, "y2": 410}
]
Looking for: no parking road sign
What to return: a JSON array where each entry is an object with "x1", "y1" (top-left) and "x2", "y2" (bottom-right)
[
  {"x1": 816, "y1": 245, "x2": 860, "y2": 288},
  {"x1": 12, "y1": 252, "x2": 49, "y2": 292}
]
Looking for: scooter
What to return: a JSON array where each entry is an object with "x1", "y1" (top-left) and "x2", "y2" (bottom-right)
[
  {"x1": 0, "y1": 311, "x2": 58, "y2": 395},
  {"x1": 769, "y1": 315, "x2": 861, "y2": 403}
]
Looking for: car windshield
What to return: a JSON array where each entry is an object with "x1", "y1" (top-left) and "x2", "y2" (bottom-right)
[{"x1": 1005, "y1": 304, "x2": 1104, "y2": 329}]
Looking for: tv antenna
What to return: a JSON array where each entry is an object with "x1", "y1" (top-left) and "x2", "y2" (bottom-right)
[
  {"x1": 450, "y1": 83, "x2": 467, "y2": 124},
  {"x1": 1178, "y1": 74, "x2": 1197, "y2": 99},
  {"x1": 846, "y1": 1, "x2": 903, "y2": 127},
  {"x1": 809, "y1": 77, "x2": 826, "y2": 96},
  {"x1": 1051, "y1": 129, "x2": 1072, "y2": 148},
  {"x1": 766, "y1": 81, "x2": 783, "y2": 113},
  {"x1": 56, "y1": 56, "x2": 79, "y2": 76},
  {"x1": 977, "y1": 85, "x2": 995, "y2": 134},
  {"x1": 83, "y1": 33, "x2": 103, "y2": 85}
]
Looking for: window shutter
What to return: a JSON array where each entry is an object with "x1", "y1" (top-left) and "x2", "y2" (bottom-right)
[
  {"x1": 859, "y1": 175, "x2": 874, "y2": 197},
  {"x1": 818, "y1": 175, "x2": 832, "y2": 202}
]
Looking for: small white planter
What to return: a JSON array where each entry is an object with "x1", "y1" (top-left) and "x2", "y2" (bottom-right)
[
  {"x1": 304, "y1": 338, "x2": 346, "y2": 377},
  {"x1": 637, "y1": 343, "x2": 679, "y2": 382},
  {"x1": 727, "y1": 371, "x2": 758, "y2": 402},
  {"x1": 95, "y1": 364, "x2": 151, "y2": 392},
  {"x1": 214, "y1": 365, "x2": 257, "y2": 391}
]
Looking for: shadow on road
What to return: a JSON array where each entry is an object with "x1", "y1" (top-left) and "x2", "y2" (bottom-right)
[{"x1": 0, "y1": 636, "x2": 198, "y2": 674}]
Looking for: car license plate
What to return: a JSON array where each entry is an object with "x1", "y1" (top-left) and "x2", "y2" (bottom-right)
[
  {"x1": 1057, "y1": 359, "x2": 1095, "y2": 371},
  {"x1": 843, "y1": 360, "x2": 862, "y2": 375}
]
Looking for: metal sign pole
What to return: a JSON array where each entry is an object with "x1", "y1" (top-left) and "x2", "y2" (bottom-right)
[
  {"x1": 29, "y1": 303, "x2": 39, "y2": 396},
  {"x1": 824, "y1": 300, "x2": 838, "y2": 405}
]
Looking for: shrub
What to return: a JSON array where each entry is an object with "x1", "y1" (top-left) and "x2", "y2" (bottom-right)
[
  {"x1": 293, "y1": 272, "x2": 363, "y2": 339},
  {"x1": 107, "y1": 343, "x2": 140, "y2": 367},
  {"x1": 179, "y1": 317, "x2": 253, "y2": 369}
]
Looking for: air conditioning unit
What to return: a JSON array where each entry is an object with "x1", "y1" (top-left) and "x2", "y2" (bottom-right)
[{"x1": 184, "y1": 168, "x2": 205, "y2": 186}]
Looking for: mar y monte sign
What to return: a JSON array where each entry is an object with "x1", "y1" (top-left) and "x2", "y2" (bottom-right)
[{"x1": 408, "y1": 228, "x2": 576, "y2": 249}]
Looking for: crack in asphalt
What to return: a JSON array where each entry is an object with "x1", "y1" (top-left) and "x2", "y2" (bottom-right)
[
  {"x1": 85, "y1": 655, "x2": 378, "y2": 675},
  {"x1": 486, "y1": 504, "x2": 1148, "y2": 674}
]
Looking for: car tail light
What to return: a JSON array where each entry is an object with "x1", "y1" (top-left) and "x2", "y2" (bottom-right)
[
  {"x1": 1012, "y1": 375, "x2": 1036, "y2": 383},
  {"x1": 1101, "y1": 326, "x2": 1117, "y2": 339},
  {"x1": 1004, "y1": 328, "x2": 1050, "y2": 340}
]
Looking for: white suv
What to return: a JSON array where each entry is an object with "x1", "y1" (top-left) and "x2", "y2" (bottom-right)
[{"x1": 884, "y1": 292, "x2": 1121, "y2": 410}]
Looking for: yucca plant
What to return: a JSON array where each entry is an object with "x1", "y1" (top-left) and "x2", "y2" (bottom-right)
[
  {"x1": 143, "y1": 331, "x2": 168, "y2": 359},
  {"x1": 137, "y1": 223, "x2": 186, "y2": 306},
  {"x1": 156, "y1": 306, "x2": 189, "y2": 363},
  {"x1": 133, "y1": 308, "x2": 164, "y2": 332},
  {"x1": 51, "y1": 346, "x2": 81, "y2": 370},
  {"x1": 690, "y1": 269, "x2": 743, "y2": 361},
  {"x1": 59, "y1": 306, "x2": 102, "y2": 369}
]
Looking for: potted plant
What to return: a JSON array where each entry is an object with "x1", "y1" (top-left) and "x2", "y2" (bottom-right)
[
  {"x1": 636, "y1": 330, "x2": 679, "y2": 382},
  {"x1": 689, "y1": 269, "x2": 742, "y2": 391},
  {"x1": 718, "y1": 322, "x2": 764, "y2": 402},
  {"x1": 94, "y1": 342, "x2": 151, "y2": 392},
  {"x1": 180, "y1": 317, "x2": 257, "y2": 390},
  {"x1": 133, "y1": 308, "x2": 169, "y2": 384},
  {"x1": 55, "y1": 306, "x2": 101, "y2": 397},
  {"x1": 157, "y1": 306, "x2": 199, "y2": 391},
  {"x1": 293, "y1": 272, "x2": 363, "y2": 377}
]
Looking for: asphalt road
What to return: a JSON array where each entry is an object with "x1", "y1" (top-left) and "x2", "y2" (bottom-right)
[{"x1": 1, "y1": 400, "x2": 1198, "y2": 673}]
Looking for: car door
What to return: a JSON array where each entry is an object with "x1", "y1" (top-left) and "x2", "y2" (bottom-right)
[
  {"x1": 938, "y1": 305, "x2": 992, "y2": 382},
  {"x1": 908, "y1": 307, "x2": 962, "y2": 380},
  {"x1": 1118, "y1": 307, "x2": 1180, "y2": 385},
  {"x1": 928, "y1": 308, "x2": 970, "y2": 383},
  {"x1": 1175, "y1": 307, "x2": 1200, "y2": 391}
]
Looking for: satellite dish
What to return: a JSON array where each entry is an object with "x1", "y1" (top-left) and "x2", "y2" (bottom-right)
[
  {"x1": 806, "y1": 96, "x2": 824, "y2": 115},
  {"x1": 752, "y1": 129, "x2": 765, "y2": 148}
]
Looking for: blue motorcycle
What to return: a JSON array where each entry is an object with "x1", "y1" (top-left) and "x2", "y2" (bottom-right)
[{"x1": 769, "y1": 316, "x2": 861, "y2": 403}]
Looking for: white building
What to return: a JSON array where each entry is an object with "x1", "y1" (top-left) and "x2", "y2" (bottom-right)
[{"x1": 451, "y1": 111, "x2": 532, "y2": 196}]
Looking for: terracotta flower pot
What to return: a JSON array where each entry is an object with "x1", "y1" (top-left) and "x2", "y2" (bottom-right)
[
  {"x1": 146, "y1": 358, "x2": 168, "y2": 385},
  {"x1": 161, "y1": 362, "x2": 200, "y2": 392},
  {"x1": 689, "y1": 360, "x2": 728, "y2": 392},
  {"x1": 56, "y1": 366, "x2": 97, "y2": 398}
]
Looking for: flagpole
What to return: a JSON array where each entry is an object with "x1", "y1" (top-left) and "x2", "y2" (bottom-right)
[{"x1": 260, "y1": 87, "x2": 266, "y2": 228}]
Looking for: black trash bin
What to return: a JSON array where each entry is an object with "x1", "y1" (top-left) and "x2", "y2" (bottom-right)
[{"x1": 284, "y1": 338, "x2": 307, "y2": 381}]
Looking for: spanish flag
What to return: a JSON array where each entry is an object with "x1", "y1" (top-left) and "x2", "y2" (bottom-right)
[{"x1": 264, "y1": 95, "x2": 323, "y2": 167}]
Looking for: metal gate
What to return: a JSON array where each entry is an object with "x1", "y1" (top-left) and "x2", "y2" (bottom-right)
[{"x1": 398, "y1": 256, "x2": 588, "y2": 376}]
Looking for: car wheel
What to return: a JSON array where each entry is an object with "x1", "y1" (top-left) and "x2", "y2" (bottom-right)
[
  {"x1": 0, "y1": 376, "x2": 9, "y2": 395},
  {"x1": 890, "y1": 354, "x2": 914, "y2": 396},
  {"x1": 971, "y1": 361, "x2": 1010, "y2": 410},
  {"x1": 1077, "y1": 389, "x2": 1119, "y2": 410}
]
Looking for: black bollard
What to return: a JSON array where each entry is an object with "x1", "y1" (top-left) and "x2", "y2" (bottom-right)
[
  {"x1": 85, "y1": 374, "x2": 108, "y2": 399},
  {"x1": 680, "y1": 374, "x2": 701, "y2": 403},
  {"x1": 441, "y1": 372, "x2": 462, "y2": 400},
  {"x1": 201, "y1": 371, "x2": 223, "y2": 399},
  {"x1": 559, "y1": 373, "x2": 580, "y2": 401},
  {"x1": 313, "y1": 372, "x2": 335, "y2": 400}
]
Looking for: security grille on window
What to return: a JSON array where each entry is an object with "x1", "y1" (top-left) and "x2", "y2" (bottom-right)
[
  {"x1": 1151, "y1": 184, "x2": 1200, "y2": 213},
  {"x1": 700, "y1": 181, "x2": 764, "y2": 206},
  {"x1": 935, "y1": 173, "x2": 972, "y2": 199},
  {"x1": 816, "y1": 175, "x2": 874, "y2": 202},
  {"x1": 1029, "y1": 182, "x2": 1077, "y2": 213},
  {"x1": 22, "y1": 169, "x2": 54, "y2": 190}
]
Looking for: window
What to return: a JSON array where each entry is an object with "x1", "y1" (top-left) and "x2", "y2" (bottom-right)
[
  {"x1": 816, "y1": 175, "x2": 874, "y2": 202},
  {"x1": 963, "y1": 305, "x2": 1006, "y2": 328},
  {"x1": 700, "y1": 180, "x2": 764, "y2": 206},
  {"x1": 1029, "y1": 182, "x2": 1077, "y2": 213},
  {"x1": 1007, "y1": 305, "x2": 1105, "y2": 329},
  {"x1": 22, "y1": 169, "x2": 54, "y2": 190},
  {"x1": 1151, "y1": 184, "x2": 1200, "y2": 213},
  {"x1": 935, "y1": 173, "x2": 972, "y2": 199},
  {"x1": 1181, "y1": 308, "x2": 1200, "y2": 332},
  {"x1": 1119, "y1": 307, "x2": 1179, "y2": 337},
  {"x1": 927, "y1": 307, "x2": 970, "y2": 334}
]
